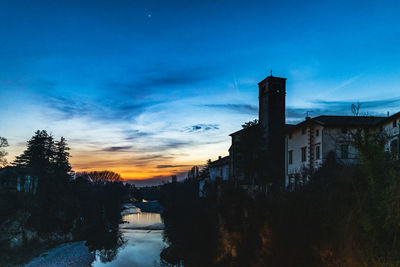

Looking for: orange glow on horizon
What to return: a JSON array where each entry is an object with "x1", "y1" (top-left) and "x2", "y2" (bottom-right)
[{"x1": 70, "y1": 157, "x2": 205, "y2": 180}]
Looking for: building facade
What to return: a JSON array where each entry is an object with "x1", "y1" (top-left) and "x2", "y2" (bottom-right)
[
  {"x1": 229, "y1": 75, "x2": 288, "y2": 186},
  {"x1": 285, "y1": 114, "x2": 400, "y2": 188},
  {"x1": 209, "y1": 156, "x2": 230, "y2": 181},
  {"x1": 223, "y1": 72, "x2": 399, "y2": 191}
]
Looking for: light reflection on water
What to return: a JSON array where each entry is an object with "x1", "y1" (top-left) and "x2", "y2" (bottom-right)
[
  {"x1": 121, "y1": 212, "x2": 163, "y2": 229},
  {"x1": 91, "y1": 206, "x2": 166, "y2": 267}
]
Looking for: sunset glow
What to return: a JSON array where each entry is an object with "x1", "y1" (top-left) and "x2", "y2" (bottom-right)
[{"x1": 1, "y1": 0, "x2": 400, "y2": 184}]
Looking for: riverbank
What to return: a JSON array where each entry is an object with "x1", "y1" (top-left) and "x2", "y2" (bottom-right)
[
  {"x1": 24, "y1": 241, "x2": 94, "y2": 267},
  {"x1": 22, "y1": 200, "x2": 165, "y2": 267}
]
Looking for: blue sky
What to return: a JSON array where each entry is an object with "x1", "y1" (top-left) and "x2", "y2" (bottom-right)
[{"x1": 1, "y1": 0, "x2": 400, "y2": 182}]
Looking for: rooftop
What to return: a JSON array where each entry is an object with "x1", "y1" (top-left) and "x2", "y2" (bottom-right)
[
  {"x1": 210, "y1": 156, "x2": 230, "y2": 167},
  {"x1": 286, "y1": 115, "x2": 388, "y2": 132}
]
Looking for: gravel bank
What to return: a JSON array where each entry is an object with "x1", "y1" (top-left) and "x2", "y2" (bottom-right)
[{"x1": 24, "y1": 241, "x2": 94, "y2": 267}]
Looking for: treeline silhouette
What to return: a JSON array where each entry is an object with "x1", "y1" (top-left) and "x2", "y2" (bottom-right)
[
  {"x1": 0, "y1": 130, "x2": 134, "y2": 265},
  {"x1": 160, "y1": 131, "x2": 400, "y2": 266}
]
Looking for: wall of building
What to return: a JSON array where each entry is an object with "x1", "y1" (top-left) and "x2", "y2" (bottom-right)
[
  {"x1": 210, "y1": 164, "x2": 229, "y2": 181},
  {"x1": 380, "y1": 117, "x2": 400, "y2": 154},
  {"x1": 286, "y1": 124, "x2": 365, "y2": 187},
  {"x1": 323, "y1": 127, "x2": 361, "y2": 165},
  {"x1": 286, "y1": 126, "x2": 310, "y2": 176}
]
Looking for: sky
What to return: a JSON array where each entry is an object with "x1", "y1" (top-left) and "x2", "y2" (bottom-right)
[{"x1": 1, "y1": 0, "x2": 400, "y2": 184}]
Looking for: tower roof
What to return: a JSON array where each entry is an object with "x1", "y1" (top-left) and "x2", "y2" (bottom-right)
[{"x1": 258, "y1": 75, "x2": 286, "y2": 85}]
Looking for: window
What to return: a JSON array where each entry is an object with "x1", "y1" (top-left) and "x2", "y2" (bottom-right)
[
  {"x1": 302, "y1": 127, "x2": 306, "y2": 135},
  {"x1": 288, "y1": 133, "x2": 292, "y2": 139},
  {"x1": 288, "y1": 150, "x2": 293, "y2": 164},
  {"x1": 340, "y1": 144, "x2": 349, "y2": 159},
  {"x1": 393, "y1": 120, "x2": 397, "y2": 128},
  {"x1": 301, "y1": 147, "x2": 307, "y2": 162},
  {"x1": 315, "y1": 145, "x2": 320, "y2": 160},
  {"x1": 316, "y1": 129, "x2": 319, "y2": 137},
  {"x1": 341, "y1": 128, "x2": 348, "y2": 134}
]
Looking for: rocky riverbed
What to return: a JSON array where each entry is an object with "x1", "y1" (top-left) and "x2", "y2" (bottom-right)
[
  {"x1": 24, "y1": 201, "x2": 166, "y2": 267},
  {"x1": 24, "y1": 241, "x2": 94, "y2": 267}
]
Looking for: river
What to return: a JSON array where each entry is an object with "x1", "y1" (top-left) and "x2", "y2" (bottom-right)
[
  {"x1": 92, "y1": 202, "x2": 166, "y2": 267},
  {"x1": 25, "y1": 202, "x2": 167, "y2": 267}
]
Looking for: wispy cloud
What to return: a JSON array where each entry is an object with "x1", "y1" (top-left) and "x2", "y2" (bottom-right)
[
  {"x1": 313, "y1": 98, "x2": 400, "y2": 110},
  {"x1": 106, "y1": 66, "x2": 216, "y2": 95},
  {"x1": 183, "y1": 124, "x2": 219, "y2": 132},
  {"x1": 203, "y1": 104, "x2": 258, "y2": 115},
  {"x1": 286, "y1": 96, "x2": 400, "y2": 122},
  {"x1": 46, "y1": 94, "x2": 152, "y2": 123},
  {"x1": 102, "y1": 146, "x2": 133, "y2": 152},
  {"x1": 332, "y1": 74, "x2": 362, "y2": 91},
  {"x1": 123, "y1": 130, "x2": 154, "y2": 140},
  {"x1": 156, "y1": 164, "x2": 190, "y2": 168}
]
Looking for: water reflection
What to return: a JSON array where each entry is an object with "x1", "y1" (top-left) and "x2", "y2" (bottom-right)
[
  {"x1": 121, "y1": 212, "x2": 164, "y2": 230},
  {"x1": 92, "y1": 205, "x2": 166, "y2": 267}
]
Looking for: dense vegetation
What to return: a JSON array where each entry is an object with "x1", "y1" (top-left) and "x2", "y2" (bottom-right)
[
  {"x1": 160, "y1": 132, "x2": 400, "y2": 266},
  {"x1": 0, "y1": 130, "x2": 133, "y2": 265}
]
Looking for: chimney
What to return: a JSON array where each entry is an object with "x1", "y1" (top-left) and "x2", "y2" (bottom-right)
[
  {"x1": 218, "y1": 156, "x2": 222, "y2": 160},
  {"x1": 387, "y1": 111, "x2": 390, "y2": 117}
]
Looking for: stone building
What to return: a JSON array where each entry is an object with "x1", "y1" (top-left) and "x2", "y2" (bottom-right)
[
  {"x1": 285, "y1": 113, "x2": 400, "y2": 188},
  {"x1": 224, "y1": 72, "x2": 399, "y2": 191},
  {"x1": 209, "y1": 156, "x2": 230, "y2": 181},
  {"x1": 229, "y1": 74, "x2": 289, "y2": 187}
]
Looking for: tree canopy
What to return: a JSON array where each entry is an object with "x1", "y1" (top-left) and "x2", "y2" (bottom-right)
[
  {"x1": 14, "y1": 130, "x2": 71, "y2": 177},
  {"x1": 242, "y1": 119, "x2": 259, "y2": 129},
  {"x1": 0, "y1": 137, "x2": 8, "y2": 168},
  {"x1": 77, "y1": 170, "x2": 123, "y2": 183}
]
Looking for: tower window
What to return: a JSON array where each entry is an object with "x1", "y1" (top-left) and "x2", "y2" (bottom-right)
[
  {"x1": 288, "y1": 150, "x2": 293, "y2": 164},
  {"x1": 316, "y1": 129, "x2": 319, "y2": 137},
  {"x1": 316, "y1": 145, "x2": 320, "y2": 160},
  {"x1": 393, "y1": 120, "x2": 397, "y2": 128},
  {"x1": 301, "y1": 147, "x2": 307, "y2": 162}
]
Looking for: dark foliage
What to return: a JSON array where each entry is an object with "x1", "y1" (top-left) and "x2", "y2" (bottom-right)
[
  {"x1": 1, "y1": 130, "x2": 133, "y2": 264},
  {"x1": 161, "y1": 132, "x2": 400, "y2": 266},
  {"x1": 159, "y1": 178, "x2": 220, "y2": 266}
]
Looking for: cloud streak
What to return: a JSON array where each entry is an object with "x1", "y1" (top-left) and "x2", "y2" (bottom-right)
[
  {"x1": 102, "y1": 146, "x2": 133, "y2": 152},
  {"x1": 183, "y1": 124, "x2": 219, "y2": 132},
  {"x1": 287, "y1": 96, "x2": 400, "y2": 122},
  {"x1": 106, "y1": 66, "x2": 216, "y2": 95},
  {"x1": 156, "y1": 164, "x2": 190, "y2": 168},
  {"x1": 203, "y1": 104, "x2": 258, "y2": 115}
]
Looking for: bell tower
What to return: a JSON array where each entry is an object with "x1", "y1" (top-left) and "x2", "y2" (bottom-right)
[{"x1": 258, "y1": 74, "x2": 286, "y2": 184}]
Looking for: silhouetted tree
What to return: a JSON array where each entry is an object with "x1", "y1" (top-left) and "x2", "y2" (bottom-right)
[
  {"x1": 14, "y1": 130, "x2": 55, "y2": 175},
  {"x1": 54, "y1": 137, "x2": 71, "y2": 174},
  {"x1": 242, "y1": 119, "x2": 259, "y2": 128},
  {"x1": 187, "y1": 166, "x2": 199, "y2": 179},
  {"x1": 83, "y1": 170, "x2": 122, "y2": 183},
  {"x1": 199, "y1": 159, "x2": 212, "y2": 180},
  {"x1": 0, "y1": 137, "x2": 8, "y2": 168}
]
